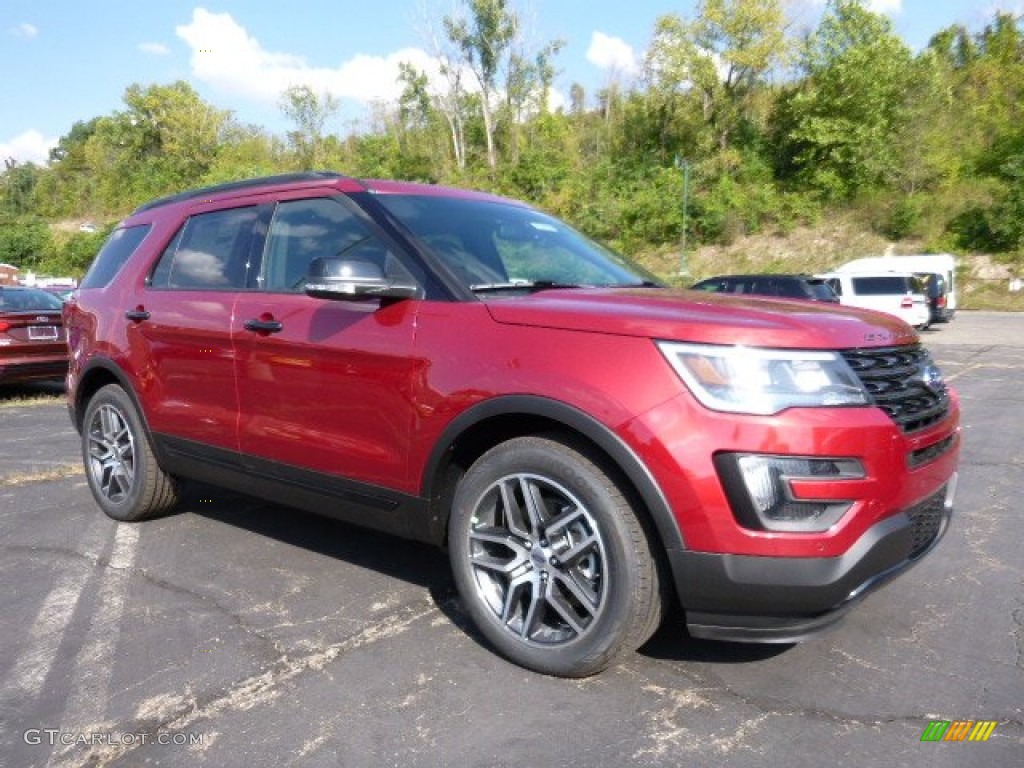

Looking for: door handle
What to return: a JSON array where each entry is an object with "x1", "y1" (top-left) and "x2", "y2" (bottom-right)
[
  {"x1": 125, "y1": 308, "x2": 150, "y2": 322},
  {"x1": 244, "y1": 318, "x2": 283, "y2": 334}
]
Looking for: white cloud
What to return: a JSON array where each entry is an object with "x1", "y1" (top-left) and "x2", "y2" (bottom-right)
[
  {"x1": 175, "y1": 8, "x2": 439, "y2": 105},
  {"x1": 0, "y1": 130, "x2": 58, "y2": 165},
  {"x1": 866, "y1": 0, "x2": 902, "y2": 13},
  {"x1": 10, "y1": 22, "x2": 38, "y2": 38},
  {"x1": 138, "y1": 42, "x2": 170, "y2": 55},
  {"x1": 586, "y1": 32, "x2": 638, "y2": 75}
]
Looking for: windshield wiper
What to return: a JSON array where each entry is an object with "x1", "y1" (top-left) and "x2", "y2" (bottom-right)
[
  {"x1": 470, "y1": 280, "x2": 583, "y2": 293},
  {"x1": 604, "y1": 280, "x2": 661, "y2": 288}
]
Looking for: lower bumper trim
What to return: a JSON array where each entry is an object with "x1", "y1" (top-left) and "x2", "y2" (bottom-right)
[{"x1": 670, "y1": 481, "x2": 955, "y2": 644}]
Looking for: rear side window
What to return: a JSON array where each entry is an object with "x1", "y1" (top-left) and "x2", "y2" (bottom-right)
[
  {"x1": 769, "y1": 280, "x2": 800, "y2": 298},
  {"x1": 851, "y1": 276, "x2": 910, "y2": 295},
  {"x1": 150, "y1": 207, "x2": 258, "y2": 290},
  {"x1": 80, "y1": 224, "x2": 152, "y2": 289}
]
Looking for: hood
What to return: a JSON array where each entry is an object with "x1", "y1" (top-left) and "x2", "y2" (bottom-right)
[{"x1": 483, "y1": 288, "x2": 918, "y2": 349}]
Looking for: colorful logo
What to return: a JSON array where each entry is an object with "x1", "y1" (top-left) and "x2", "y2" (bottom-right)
[{"x1": 920, "y1": 720, "x2": 997, "y2": 742}]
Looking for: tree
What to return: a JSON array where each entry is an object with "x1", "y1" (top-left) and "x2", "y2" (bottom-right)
[
  {"x1": 280, "y1": 85, "x2": 340, "y2": 169},
  {"x1": 77, "y1": 81, "x2": 230, "y2": 209},
  {"x1": 444, "y1": 0, "x2": 519, "y2": 170},
  {"x1": 692, "y1": 0, "x2": 789, "y2": 150},
  {"x1": 783, "y1": 0, "x2": 913, "y2": 199}
]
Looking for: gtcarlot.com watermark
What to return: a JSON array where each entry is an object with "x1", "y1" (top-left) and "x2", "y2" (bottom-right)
[{"x1": 24, "y1": 728, "x2": 204, "y2": 747}]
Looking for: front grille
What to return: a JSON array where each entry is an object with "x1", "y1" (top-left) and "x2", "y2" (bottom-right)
[
  {"x1": 906, "y1": 486, "x2": 948, "y2": 558},
  {"x1": 840, "y1": 345, "x2": 950, "y2": 433}
]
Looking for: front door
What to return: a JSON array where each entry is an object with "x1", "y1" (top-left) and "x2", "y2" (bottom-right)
[{"x1": 232, "y1": 195, "x2": 423, "y2": 493}]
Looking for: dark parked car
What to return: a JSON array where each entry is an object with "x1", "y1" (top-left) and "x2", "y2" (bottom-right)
[
  {"x1": 65, "y1": 172, "x2": 959, "y2": 677},
  {"x1": 917, "y1": 272, "x2": 954, "y2": 324},
  {"x1": 691, "y1": 274, "x2": 839, "y2": 302},
  {"x1": 0, "y1": 285, "x2": 68, "y2": 385}
]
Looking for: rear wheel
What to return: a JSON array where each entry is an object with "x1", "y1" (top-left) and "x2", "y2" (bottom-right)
[
  {"x1": 82, "y1": 384, "x2": 179, "y2": 522},
  {"x1": 449, "y1": 436, "x2": 663, "y2": 677}
]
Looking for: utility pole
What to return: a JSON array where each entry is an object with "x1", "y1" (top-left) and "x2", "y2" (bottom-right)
[{"x1": 675, "y1": 155, "x2": 690, "y2": 277}]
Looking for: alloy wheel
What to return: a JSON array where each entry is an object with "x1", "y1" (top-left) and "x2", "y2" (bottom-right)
[
  {"x1": 466, "y1": 473, "x2": 608, "y2": 646},
  {"x1": 86, "y1": 403, "x2": 136, "y2": 504}
]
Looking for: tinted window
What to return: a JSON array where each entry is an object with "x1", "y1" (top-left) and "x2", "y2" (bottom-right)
[
  {"x1": 771, "y1": 279, "x2": 807, "y2": 299},
  {"x1": 260, "y1": 197, "x2": 407, "y2": 292},
  {"x1": 691, "y1": 279, "x2": 727, "y2": 292},
  {"x1": 925, "y1": 274, "x2": 946, "y2": 298},
  {"x1": 150, "y1": 207, "x2": 258, "y2": 290},
  {"x1": 851, "y1": 276, "x2": 912, "y2": 295},
  {"x1": 80, "y1": 224, "x2": 152, "y2": 289},
  {"x1": 805, "y1": 280, "x2": 838, "y2": 301},
  {"x1": 0, "y1": 287, "x2": 63, "y2": 311}
]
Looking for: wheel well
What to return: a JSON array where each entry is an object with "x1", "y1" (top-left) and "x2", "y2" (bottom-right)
[
  {"x1": 430, "y1": 413, "x2": 655, "y2": 548},
  {"x1": 73, "y1": 367, "x2": 122, "y2": 431},
  {"x1": 428, "y1": 411, "x2": 679, "y2": 611}
]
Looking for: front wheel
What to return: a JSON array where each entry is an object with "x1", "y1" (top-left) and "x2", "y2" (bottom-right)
[
  {"x1": 81, "y1": 384, "x2": 179, "y2": 522},
  {"x1": 449, "y1": 436, "x2": 663, "y2": 677}
]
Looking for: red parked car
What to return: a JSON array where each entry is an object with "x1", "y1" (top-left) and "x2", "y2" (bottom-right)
[
  {"x1": 65, "y1": 173, "x2": 960, "y2": 676},
  {"x1": 0, "y1": 285, "x2": 68, "y2": 386}
]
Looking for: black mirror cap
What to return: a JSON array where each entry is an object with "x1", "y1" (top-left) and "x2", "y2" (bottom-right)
[{"x1": 304, "y1": 257, "x2": 419, "y2": 301}]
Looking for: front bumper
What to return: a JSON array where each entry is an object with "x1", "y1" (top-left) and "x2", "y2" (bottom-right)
[{"x1": 672, "y1": 476, "x2": 956, "y2": 642}]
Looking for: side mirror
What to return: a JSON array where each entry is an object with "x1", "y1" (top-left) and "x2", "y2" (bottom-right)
[{"x1": 304, "y1": 257, "x2": 419, "y2": 301}]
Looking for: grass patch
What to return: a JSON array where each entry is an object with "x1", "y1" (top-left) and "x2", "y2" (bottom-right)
[
  {"x1": 0, "y1": 382, "x2": 66, "y2": 408},
  {"x1": 0, "y1": 463, "x2": 83, "y2": 486}
]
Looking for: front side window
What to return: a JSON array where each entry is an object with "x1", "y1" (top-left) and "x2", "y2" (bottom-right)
[
  {"x1": 150, "y1": 207, "x2": 258, "y2": 290},
  {"x1": 260, "y1": 197, "x2": 409, "y2": 292}
]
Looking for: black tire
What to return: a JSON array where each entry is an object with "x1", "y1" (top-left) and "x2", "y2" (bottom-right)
[
  {"x1": 81, "y1": 384, "x2": 179, "y2": 522},
  {"x1": 449, "y1": 436, "x2": 663, "y2": 677}
]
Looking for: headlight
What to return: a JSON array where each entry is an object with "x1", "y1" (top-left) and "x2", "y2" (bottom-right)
[{"x1": 656, "y1": 341, "x2": 869, "y2": 415}]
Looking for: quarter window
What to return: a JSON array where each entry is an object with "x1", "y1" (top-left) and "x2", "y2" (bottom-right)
[{"x1": 80, "y1": 224, "x2": 152, "y2": 289}]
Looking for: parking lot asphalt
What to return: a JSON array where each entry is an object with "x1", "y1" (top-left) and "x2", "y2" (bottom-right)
[{"x1": 0, "y1": 312, "x2": 1021, "y2": 767}]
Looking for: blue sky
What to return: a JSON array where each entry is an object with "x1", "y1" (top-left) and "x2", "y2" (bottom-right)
[{"x1": 2, "y1": 0, "x2": 1021, "y2": 165}]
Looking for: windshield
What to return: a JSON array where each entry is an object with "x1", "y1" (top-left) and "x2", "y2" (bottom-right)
[{"x1": 375, "y1": 194, "x2": 657, "y2": 293}]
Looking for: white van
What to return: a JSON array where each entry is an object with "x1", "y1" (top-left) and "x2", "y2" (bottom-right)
[
  {"x1": 836, "y1": 254, "x2": 957, "y2": 318},
  {"x1": 818, "y1": 271, "x2": 931, "y2": 329}
]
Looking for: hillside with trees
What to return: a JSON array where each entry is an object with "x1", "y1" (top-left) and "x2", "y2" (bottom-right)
[{"x1": 2, "y1": 0, "x2": 1023, "y2": 305}]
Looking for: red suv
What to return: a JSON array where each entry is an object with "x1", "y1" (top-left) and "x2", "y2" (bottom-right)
[{"x1": 65, "y1": 173, "x2": 960, "y2": 677}]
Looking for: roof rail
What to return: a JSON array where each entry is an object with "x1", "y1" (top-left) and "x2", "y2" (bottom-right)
[{"x1": 132, "y1": 171, "x2": 351, "y2": 213}]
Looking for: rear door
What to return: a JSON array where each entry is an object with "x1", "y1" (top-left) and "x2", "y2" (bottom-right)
[{"x1": 130, "y1": 204, "x2": 261, "y2": 451}]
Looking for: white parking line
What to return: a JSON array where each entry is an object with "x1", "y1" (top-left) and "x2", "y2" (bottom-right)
[
  {"x1": 46, "y1": 524, "x2": 141, "y2": 765},
  {"x1": 2, "y1": 523, "x2": 108, "y2": 700}
]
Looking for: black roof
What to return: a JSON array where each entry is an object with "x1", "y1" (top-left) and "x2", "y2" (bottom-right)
[
  {"x1": 132, "y1": 171, "x2": 354, "y2": 214},
  {"x1": 695, "y1": 273, "x2": 824, "y2": 281}
]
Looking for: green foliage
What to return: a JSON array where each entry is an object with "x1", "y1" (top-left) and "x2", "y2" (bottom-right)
[
  {"x1": 280, "y1": 85, "x2": 340, "y2": 169},
  {"x1": 0, "y1": 217, "x2": 51, "y2": 268},
  {"x1": 2, "y1": 5, "x2": 1024, "y2": 282},
  {"x1": 783, "y1": 0, "x2": 913, "y2": 199}
]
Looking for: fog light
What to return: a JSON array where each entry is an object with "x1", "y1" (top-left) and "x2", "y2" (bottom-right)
[{"x1": 715, "y1": 454, "x2": 865, "y2": 532}]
